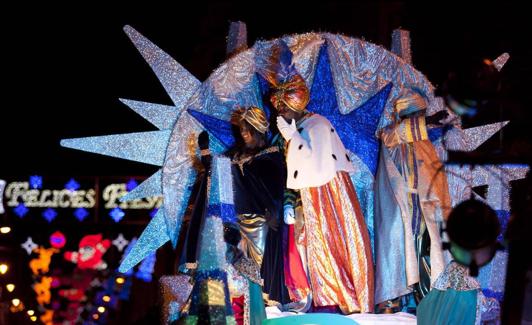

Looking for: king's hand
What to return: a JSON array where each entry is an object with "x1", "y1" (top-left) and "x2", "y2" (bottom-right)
[{"x1": 276, "y1": 116, "x2": 298, "y2": 141}]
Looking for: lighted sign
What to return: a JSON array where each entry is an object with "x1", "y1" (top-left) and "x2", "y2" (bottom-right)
[
  {"x1": 102, "y1": 183, "x2": 161, "y2": 209},
  {"x1": 5, "y1": 182, "x2": 96, "y2": 209},
  {"x1": 3, "y1": 180, "x2": 162, "y2": 210}
]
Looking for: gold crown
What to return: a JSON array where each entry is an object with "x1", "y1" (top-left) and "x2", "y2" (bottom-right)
[
  {"x1": 231, "y1": 106, "x2": 269, "y2": 134},
  {"x1": 394, "y1": 92, "x2": 427, "y2": 116}
]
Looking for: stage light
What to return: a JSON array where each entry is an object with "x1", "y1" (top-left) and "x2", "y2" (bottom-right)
[
  {"x1": 445, "y1": 199, "x2": 501, "y2": 276},
  {"x1": 0, "y1": 263, "x2": 8, "y2": 274},
  {"x1": 11, "y1": 299, "x2": 21, "y2": 307},
  {"x1": 97, "y1": 306, "x2": 106, "y2": 313},
  {"x1": 115, "y1": 276, "x2": 125, "y2": 284},
  {"x1": 0, "y1": 226, "x2": 11, "y2": 234},
  {"x1": 30, "y1": 316, "x2": 37, "y2": 321},
  {"x1": 27, "y1": 310, "x2": 35, "y2": 316},
  {"x1": 93, "y1": 313, "x2": 99, "y2": 320},
  {"x1": 6, "y1": 283, "x2": 15, "y2": 292},
  {"x1": 102, "y1": 295, "x2": 111, "y2": 303}
]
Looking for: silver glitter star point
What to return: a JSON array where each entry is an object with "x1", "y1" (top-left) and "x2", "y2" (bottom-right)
[
  {"x1": 441, "y1": 121, "x2": 528, "y2": 209},
  {"x1": 120, "y1": 170, "x2": 163, "y2": 202},
  {"x1": 492, "y1": 52, "x2": 510, "y2": 72},
  {"x1": 123, "y1": 25, "x2": 201, "y2": 110},
  {"x1": 119, "y1": 208, "x2": 169, "y2": 273},
  {"x1": 119, "y1": 99, "x2": 181, "y2": 131}
]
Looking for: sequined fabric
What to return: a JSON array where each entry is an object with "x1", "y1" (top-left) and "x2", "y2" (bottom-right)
[
  {"x1": 300, "y1": 171, "x2": 374, "y2": 313},
  {"x1": 431, "y1": 261, "x2": 500, "y2": 325},
  {"x1": 476, "y1": 291, "x2": 500, "y2": 325},
  {"x1": 159, "y1": 275, "x2": 193, "y2": 324},
  {"x1": 432, "y1": 261, "x2": 480, "y2": 291},
  {"x1": 233, "y1": 256, "x2": 263, "y2": 286},
  {"x1": 199, "y1": 279, "x2": 225, "y2": 307},
  {"x1": 226, "y1": 264, "x2": 248, "y2": 298}
]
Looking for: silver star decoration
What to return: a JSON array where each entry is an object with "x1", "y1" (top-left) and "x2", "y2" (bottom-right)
[
  {"x1": 21, "y1": 237, "x2": 38, "y2": 255},
  {"x1": 430, "y1": 99, "x2": 528, "y2": 208},
  {"x1": 60, "y1": 25, "x2": 527, "y2": 275},
  {"x1": 61, "y1": 26, "x2": 201, "y2": 271},
  {"x1": 425, "y1": 52, "x2": 527, "y2": 209},
  {"x1": 112, "y1": 233, "x2": 129, "y2": 252},
  {"x1": 471, "y1": 164, "x2": 528, "y2": 211}
]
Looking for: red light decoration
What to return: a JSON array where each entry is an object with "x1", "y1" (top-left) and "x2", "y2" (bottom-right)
[
  {"x1": 64, "y1": 234, "x2": 111, "y2": 270},
  {"x1": 50, "y1": 231, "x2": 66, "y2": 249}
]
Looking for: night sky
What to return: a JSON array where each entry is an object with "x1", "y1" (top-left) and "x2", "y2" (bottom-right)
[{"x1": 3, "y1": 2, "x2": 531, "y2": 179}]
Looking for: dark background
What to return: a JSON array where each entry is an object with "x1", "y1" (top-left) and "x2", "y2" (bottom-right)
[
  {"x1": 1, "y1": 2, "x2": 531, "y2": 324},
  {"x1": 2, "y1": 1, "x2": 531, "y2": 178}
]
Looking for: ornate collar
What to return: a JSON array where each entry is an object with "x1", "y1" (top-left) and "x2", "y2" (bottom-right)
[{"x1": 232, "y1": 146, "x2": 279, "y2": 175}]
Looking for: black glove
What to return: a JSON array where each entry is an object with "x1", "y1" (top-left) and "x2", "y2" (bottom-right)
[
  {"x1": 426, "y1": 110, "x2": 449, "y2": 126},
  {"x1": 223, "y1": 222, "x2": 241, "y2": 246},
  {"x1": 198, "y1": 131, "x2": 211, "y2": 168},
  {"x1": 198, "y1": 131, "x2": 209, "y2": 150},
  {"x1": 223, "y1": 222, "x2": 244, "y2": 264}
]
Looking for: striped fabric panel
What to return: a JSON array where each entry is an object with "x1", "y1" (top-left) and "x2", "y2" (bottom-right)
[
  {"x1": 405, "y1": 116, "x2": 429, "y2": 143},
  {"x1": 408, "y1": 146, "x2": 423, "y2": 236}
]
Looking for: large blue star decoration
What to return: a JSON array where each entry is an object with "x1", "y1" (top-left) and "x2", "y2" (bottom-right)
[
  {"x1": 307, "y1": 41, "x2": 393, "y2": 176},
  {"x1": 187, "y1": 109, "x2": 235, "y2": 150},
  {"x1": 188, "y1": 102, "x2": 274, "y2": 151},
  {"x1": 188, "y1": 44, "x2": 392, "y2": 173}
]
